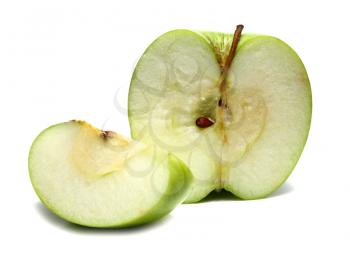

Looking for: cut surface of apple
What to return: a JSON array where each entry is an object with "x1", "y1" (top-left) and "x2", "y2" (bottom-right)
[
  {"x1": 128, "y1": 27, "x2": 312, "y2": 203},
  {"x1": 29, "y1": 121, "x2": 192, "y2": 227}
]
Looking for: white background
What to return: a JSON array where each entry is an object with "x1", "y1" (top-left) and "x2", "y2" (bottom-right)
[{"x1": 0, "y1": 0, "x2": 349, "y2": 254}]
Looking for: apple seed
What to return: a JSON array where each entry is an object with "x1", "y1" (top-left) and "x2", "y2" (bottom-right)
[{"x1": 195, "y1": 117, "x2": 215, "y2": 128}]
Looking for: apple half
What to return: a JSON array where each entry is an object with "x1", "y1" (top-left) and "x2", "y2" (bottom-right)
[
  {"x1": 128, "y1": 25, "x2": 312, "y2": 203},
  {"x1": 28, "y1": 120, "x2": 192, "y2": 227}
]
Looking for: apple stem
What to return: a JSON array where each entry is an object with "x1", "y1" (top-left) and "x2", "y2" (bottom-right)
[
  {"x1": 196, "y1": 25, "x2": 244, "y2": 129},
  {"x1": 219, "y1": 24, "x2": 244, "y2": 93}
]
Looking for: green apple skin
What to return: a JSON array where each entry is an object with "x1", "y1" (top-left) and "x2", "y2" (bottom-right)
[
  {"x1": 121, "y1": 154, "x2": 193, "y2": 227},
  {"x1": 29, "y1": 121, "x2": 193, "y2": 228},
  {"x1": 128, "y1": 30, "x2": 312, "y2": 203}
]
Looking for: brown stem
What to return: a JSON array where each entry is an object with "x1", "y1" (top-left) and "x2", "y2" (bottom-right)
[
  {"x1": 195, "y1": 25, "x2": 244, "y2": 129},
  {"x1": 219, "y1": 24, "x2": 244, "y2": 92}
]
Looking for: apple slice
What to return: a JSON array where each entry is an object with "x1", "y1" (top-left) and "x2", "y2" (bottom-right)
[
  {"x1": 28, "y1": 120, "x2": 192, "y2": 228},
  {"x1": 128, "y1": 26, "x2": 312, "y2": 202}
]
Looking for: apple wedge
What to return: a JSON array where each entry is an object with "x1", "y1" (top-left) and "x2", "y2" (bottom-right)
[
  {"x1": 28, "y1": 120, "x2": 192, "y2": 228},
  {"x1": 128, "y1": 26, "x2": 312, "y2": 202}
]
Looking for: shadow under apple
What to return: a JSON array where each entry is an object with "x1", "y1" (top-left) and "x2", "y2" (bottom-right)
[
  {"x1": 198, "y1": 182, "x2": 294, "y2": 203},
  {"x1": 35, "y1": 182, "x2": 293, "y2": 232},
  {"x1": 34, "y1": 202, "x2": 171, "y2": 234}
]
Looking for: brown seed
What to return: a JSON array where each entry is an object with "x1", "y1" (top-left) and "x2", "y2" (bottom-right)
[
  {"x1": 195, "y1": 117, "x2": 215, "y2": 128},
  {"x1": 100, "y1": 130, "x2": 114, "y2": 139},
  {"x1": 218, "y1": 98, "x2": 222, "y2": 106}
]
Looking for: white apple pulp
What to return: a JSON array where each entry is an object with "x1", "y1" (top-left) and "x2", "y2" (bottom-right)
[
  {"x1": 128, "y1": 30, "x2": 312, "y2": 202},
  {"x1": 29, "y1": 121, "x2": 192, "y2": 227}
]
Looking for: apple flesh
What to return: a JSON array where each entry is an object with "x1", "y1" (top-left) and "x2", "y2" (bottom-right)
[
  {"x1": 28, "y1": 120, "x2": 192, "y2": 227},
  {"x1": 128, "y1": 28, "x2": 312, "y2": 203}
]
